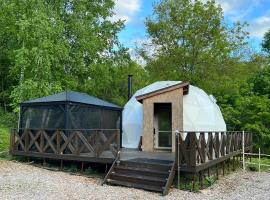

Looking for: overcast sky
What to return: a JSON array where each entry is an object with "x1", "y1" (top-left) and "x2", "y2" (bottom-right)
[{"x1": 113, "y1": 0, "x2": 270, "y2": 54}]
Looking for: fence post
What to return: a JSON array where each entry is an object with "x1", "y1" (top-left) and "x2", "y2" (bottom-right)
[
  {"x1": 242, "y1": 130, "x2": 245, "y2": 170},
  {"x1": 259, "y1": 148, "x2": 261, "y2": 172},
  {"x1": 117, "y1": 130, "x2": 120, "y2": 160},
  {"x1": 175, "y1": 130, "x2": 180, "y2": 189}
]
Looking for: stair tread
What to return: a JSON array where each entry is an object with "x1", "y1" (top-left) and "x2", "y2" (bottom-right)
[
  {"x1": 107, "y1": 179, "x2": 163, "y2": 192},
  {"x1": 121, "y1": 162, "x2": 171, "y2": 171},
  {"x1": 115, "y1": 165, "x2": 170, "y2": 174},
  {"x1": 111, "y1": 171, "x2": 167, "y2": 183}
]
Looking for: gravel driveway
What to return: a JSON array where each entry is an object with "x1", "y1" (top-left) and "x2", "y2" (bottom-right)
[{"x1": 0, "y1": 160, "x2": 269, "y2": 200}]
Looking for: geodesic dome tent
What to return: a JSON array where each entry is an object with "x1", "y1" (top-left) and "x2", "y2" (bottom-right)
[
  {"x1": 19, "y1": 91, "x2": 122, "y2": 130},
  {"x1": 122, "y1": 81, "x2": 226, "y2": 148}
]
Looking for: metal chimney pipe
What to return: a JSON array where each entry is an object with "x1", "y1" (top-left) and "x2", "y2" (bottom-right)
[{"x1": 128, "y1": 75, "x2": 133, "y2": 100}]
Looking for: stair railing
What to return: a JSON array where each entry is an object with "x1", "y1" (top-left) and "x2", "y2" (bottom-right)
[
  {"x1": 101, "y1": 151, "x2": 120, "y2": 185},
  {"x1": 162, "y1": 160, "x2": 176, "y2": 195}
]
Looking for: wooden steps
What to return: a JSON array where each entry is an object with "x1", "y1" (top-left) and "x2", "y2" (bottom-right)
[
  {"x1": 103, "y1": 159, "x2": 176, "y2": 195},
  {"x1": 107, "y1": 179, "x2": 164, "y2": 192}
]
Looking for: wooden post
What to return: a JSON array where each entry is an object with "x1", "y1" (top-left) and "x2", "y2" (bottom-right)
[
  {"x1": 228, "y1": 158, "x2": 231, "y2": 173},
  {"x1": 200, "y1": 133, "x2": 206, "y2": 163},
  {"x1": 117, "y1": 130, "x2": 120, "y2": 152},
  {"x1": 81, "y1": 162, "x2": 84, "y2": 173},
  {"x1": 221, "y1": 132, "x2": 225, "y2": 156},
  {"x1": 60, "y1": 160, "x2": 63, "y2": 171},
  {"x1": 242, "y1": 130, "x2": 245, "y2": 170},
  {"x1": 209, "y1": 132, "x2": 213, "y2": 160},
  {"x1": 116, "y1": 130, "x2": 120, "y2": 160},
  {"x1": 259, "y1": 148, "x2": 261, "y2": 173},
  {"x1": 105, "y1": 164, "x2": 108, "y2": 173},
  {"x1": 75, "y1": 132, "x2": 79, "y2": 155},
  {"x1": 189, "y1": 132, "x2": 197, "y2": 167},
  {"x1": 226, "y1": 133, "x2": 230, "y2": 154},
  {"x1": 216, "y1": 164, "x2": 219, "y2": 180},
  {"x1": 222, "y1": 161, "x2": 225, "y2": 176},
  {"x1": 199, "y1": 171, "x2": 203, "y2": 189},
  {"x1": 233, "y1": 156, "x2": 235, "y2": 171},
  {"x1": 56, "y1": 130, "x2": 60, "y2": 154},
  {"x1": 175, "y1": 131, "x2": 179, "y2": 168},
  {"x1": 215, "y1": 132, "x2": 220, "y2": 158},
  {"x1": 40, "y1": 130, "x2": 44, "y2": 153},
  {"x1": 175, "y1": 130, "x2": 180, "y2": 189},
  {"x1": 25, "y1": 129, "x2": 29, "y2": 152},
  {"x1": 192, "y1": 173, "x2": 195, "y2": 191}
]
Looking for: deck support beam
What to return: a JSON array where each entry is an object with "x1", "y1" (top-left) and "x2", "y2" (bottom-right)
[{"x1": 81, "y1": 162, "x2": 84, "y2": 173}]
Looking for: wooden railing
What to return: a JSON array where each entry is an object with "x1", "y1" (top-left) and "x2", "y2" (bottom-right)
[
  {"x1": 10, "y1": 128, "x2": 120, "y2": 159},
  {"x1": 102, "y1": 151, "x2": 120, "y2": 185},
  {"x1": 175, "y1": 131, "x2": 252, "y2": 168}
]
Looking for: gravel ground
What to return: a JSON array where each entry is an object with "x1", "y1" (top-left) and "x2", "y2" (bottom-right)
[{"x1": 0, "y1": 160, "x2": 269, "y2": 200}]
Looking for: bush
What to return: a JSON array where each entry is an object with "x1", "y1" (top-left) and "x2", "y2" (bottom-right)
[
  {"x1": 205, "y1": 175, "x2": 216, "y2": 186},
  {"x1": 0, "y1": 107, "x2": 18, "y2": 128}
]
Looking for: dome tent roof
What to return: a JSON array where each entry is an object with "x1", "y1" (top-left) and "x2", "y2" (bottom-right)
[{"x1": 122, "y1": 81, "x2": 226, "y2": 148}]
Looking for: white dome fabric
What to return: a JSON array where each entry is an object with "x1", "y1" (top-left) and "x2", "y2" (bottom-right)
[{"x1": 122, "y1": 81, "x2": 226, "y2": 148}]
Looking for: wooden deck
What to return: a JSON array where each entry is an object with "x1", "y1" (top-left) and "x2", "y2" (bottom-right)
[{"x1": 10, "y1": 128, "x2": 253, "y2": 194}]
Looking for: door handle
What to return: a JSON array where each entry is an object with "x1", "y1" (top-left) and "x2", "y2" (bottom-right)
[{"x1": 153, "y1": 128, "x2": 156, "y2": 135}]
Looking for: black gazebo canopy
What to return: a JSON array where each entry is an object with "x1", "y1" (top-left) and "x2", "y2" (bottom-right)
[{"x1": 19, "y1": 91, "x2": 122, "y2": 130}]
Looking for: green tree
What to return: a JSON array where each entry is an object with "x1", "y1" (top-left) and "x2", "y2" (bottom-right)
[
  {"x1": 262, "y1": 29, "x2": 270, "y2": 53},
  {"x1": 0, "y1": 0, "x2": 133, "y2": 109},
  {"x1": 140, "y1": 0, "x2": 249, "y2": 93},
  {"x1": 219, "y1": 66, "x2": 270, "y2": 153},
  {"x1": 249, "y1": 66, "x2": 270, "y2": 97}
]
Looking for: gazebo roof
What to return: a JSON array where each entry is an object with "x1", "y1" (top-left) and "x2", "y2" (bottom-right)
[{"x1": 21, "y1": 91, "x2": 121, "y2": 110}]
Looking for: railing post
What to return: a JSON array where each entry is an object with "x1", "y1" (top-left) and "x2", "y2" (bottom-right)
[
  {"x1": 220, "y1": 132, "x2": 225, "y2": 156},
  {"x1": 215, "y1": 132, "x2": 220, "y2": 158},
  {"x1": 189, "y1": 132, "x2": 196, "y2": 167},
  {"x1": 40, "y1": 130, "x2": 44, "y2": 153},
  {"x1": 209, "y1": 132, "x2": 213, "y2": 160},
  {"x1": 226, "y1": 132, "x2": 230, "y2": 154},
  {"x1": 175, "y1": 130, "x2": 179, "y2": 166},
  {"x1": 117, "y1": 130, "x2": 120, "y2": 160},
  {"x1": 175, "y1": 130, "x2": 180, "y2": 189},
  {"x1": 242, "y1": 130, "x2": 245, "y2": 171},
  {"x1": 200, "y1": 132, "x2": 206, "y2": 163},
  {"x1": 56, "y1": 130, "x2": 60, "y2": 154},
  {"x1": 258, "y1": 148, "x2": 261, "y2": 172},
  {"x1": 25, "y1": 129, "x2": 29, "y2": 152},
  {"x1": 75, "y1": 131, "x2": 79, "y2": 155}
]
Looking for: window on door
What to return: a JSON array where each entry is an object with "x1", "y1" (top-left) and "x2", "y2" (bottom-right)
[{"x1": 154, "y1": 103, "x2": 172, "y2": 149}]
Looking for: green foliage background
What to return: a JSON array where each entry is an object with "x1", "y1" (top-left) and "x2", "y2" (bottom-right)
[{"x1": 0, "y1": 0, "x2": 269, "y2": 153}]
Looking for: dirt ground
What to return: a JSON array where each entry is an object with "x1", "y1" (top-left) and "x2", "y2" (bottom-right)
[{"x1": 0, "y1": 160, "x2": 269, "y2": 200}]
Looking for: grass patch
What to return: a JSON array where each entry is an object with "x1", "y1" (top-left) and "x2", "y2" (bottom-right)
[
  {"x1": 247, "y1": 156, "x2": 270, "y2": 172},
  {"x1": 0, "y1": 126, "x2": 10, "y2": 159},
  {"x1": 0, "y1": 108, "x2": 17, "y2": 159}
]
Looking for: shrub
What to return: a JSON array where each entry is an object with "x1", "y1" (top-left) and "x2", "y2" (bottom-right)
[{"x1": 0, "y1": 107, "x2": 18, "y2": 128}]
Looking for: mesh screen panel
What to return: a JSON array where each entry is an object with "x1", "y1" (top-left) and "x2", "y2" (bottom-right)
[
  {"x1": 21, "y1": 105, "x2": 65, "y2": 129},
  {"x1": 69, "y1": 105, "x2": 120, "y2": 129},
  {"x1": 20, "y1": 104, "x2": 121, "y2": 130},
  {"x1": 69, "y1": 105, "x2": 100, "y2": 129}
]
